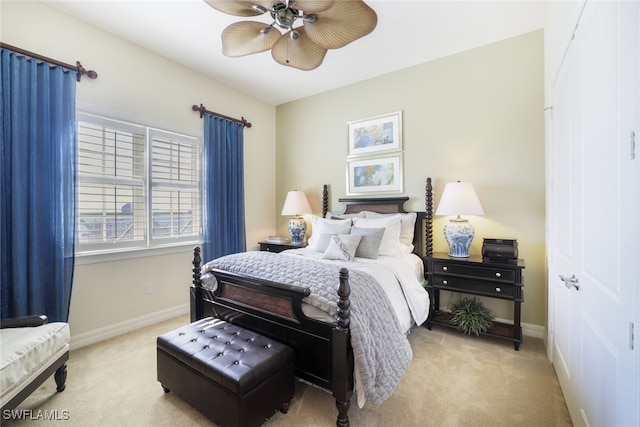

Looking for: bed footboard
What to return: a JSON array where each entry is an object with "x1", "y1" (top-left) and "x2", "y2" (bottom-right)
[{"x1": 191, "y1": 246, "x2": 354, "y2": 427}]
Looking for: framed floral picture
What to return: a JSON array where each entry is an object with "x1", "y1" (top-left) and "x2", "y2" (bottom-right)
[
  {"x1": 347, "y1": 111, "x2": 402, "y2": 157},
  {"x1": 347, "y1": 155, "x2": 403, "y2": 195}
]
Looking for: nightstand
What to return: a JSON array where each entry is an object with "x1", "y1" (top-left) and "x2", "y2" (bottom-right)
[
  {"x1": 258, "y1": 241, "x2": 307, "y2": 253},
  {"x1": 425, "y1": 252, "x2": 525, "y2": 350}
]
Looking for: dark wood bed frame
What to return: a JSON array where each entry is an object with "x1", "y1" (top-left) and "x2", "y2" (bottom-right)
[{"x1": 191, "y1": 178, "x2": 433, "y2": 427}]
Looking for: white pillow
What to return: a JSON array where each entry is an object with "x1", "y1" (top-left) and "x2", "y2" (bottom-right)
[
  {"x1": 352, "y1": 215, "x2": 402, "y2": 257},
  {"x1": 363, "y1": 211, "x2": 417, "y2": 253},
  {"x1": 313, "y1": 233, "x2": 335, "y2": 253},
  {"x1": 307, "y1": 216, "x2": 352, "y2": 250},
  {"x1": 322, "y1": 234, "x2": 362, "y2": 261}
]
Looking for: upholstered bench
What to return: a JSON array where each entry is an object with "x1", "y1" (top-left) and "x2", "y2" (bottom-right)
[{"x1": 157, "y1": 317, "x2": 294, "y2": 427}]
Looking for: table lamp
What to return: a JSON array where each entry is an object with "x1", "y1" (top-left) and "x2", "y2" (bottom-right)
[
  {"x1": 435, "y1": 181, "x2": 485, "y2": 257},
  {"x1": 281, "y1": 190, "x2": 312, "y2": 244}
]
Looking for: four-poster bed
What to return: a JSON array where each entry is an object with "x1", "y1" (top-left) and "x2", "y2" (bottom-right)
[{"x1": 190, "y1": 178, "x2": 434, "y2": 426}]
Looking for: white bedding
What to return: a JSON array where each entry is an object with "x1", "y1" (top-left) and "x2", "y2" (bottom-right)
[{"x1": 281, "y1": 247, "x2": 430, "y2": 333}]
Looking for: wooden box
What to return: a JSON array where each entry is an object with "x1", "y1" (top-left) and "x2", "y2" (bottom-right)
[{"x1": 482, "y1": 238, "x2": 518, "y2": 261}]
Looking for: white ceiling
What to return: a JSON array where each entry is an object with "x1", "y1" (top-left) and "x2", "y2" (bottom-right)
[{"x1": 45, "y1": 0, "x2": 548, "y2": 105}]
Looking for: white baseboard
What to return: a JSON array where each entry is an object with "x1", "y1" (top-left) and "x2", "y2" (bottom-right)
[
  {"x1": 68, "y1": 306, "x2": 547, "y2": 350},
  {"x1": 493, "y1": 316, "x2": 545, "y2": 340},
  {"x1": 70, "y1": 304, "x2": 189, "y2": 350},
  {"x1": 522, "y1": 322, "x2": 545, "y2": 339}
]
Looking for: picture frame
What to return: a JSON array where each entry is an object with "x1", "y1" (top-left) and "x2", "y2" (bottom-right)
[
  {"x1": 347, "y1": 155, "x2": 403, "y2": 195},
  {"x1": 347, "y1": 111, "x2": 402, "y2": 157}
]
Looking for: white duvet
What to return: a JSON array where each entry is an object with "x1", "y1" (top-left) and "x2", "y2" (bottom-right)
[{"x1": 281, "y1": 247, "x2": 430, "y2": 333}]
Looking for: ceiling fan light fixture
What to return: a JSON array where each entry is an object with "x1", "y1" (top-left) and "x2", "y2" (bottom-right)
[
  {"x1": 303, "y1": 14, "x2": 318, "y2": 24},
  {"x1": 252, "y1": 5, "x2": 268, "y2": 14},
  {"x1": 204, "y1": 0, "x2": 377, "y2": 70},
  {"x1": 271, "y1": 2, "x2": 299, "y2": 29}
]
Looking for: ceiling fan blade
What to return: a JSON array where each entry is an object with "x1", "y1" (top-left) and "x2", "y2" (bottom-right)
[
  {"x1": 203, "y1": 0, "x2": 273, "y2": 17},
  {"x1": 221, "y1": 21, "x2": 281, "y2": 57},
  {"x1": 271, "y1": 28, "x2": 327, "y2": 71},
  {"x1": 304, "y1": 0, "x2": 377, "y2": 49},
  {"x1": 292, "y1": 0, "x2": 335, "y2": 13}
]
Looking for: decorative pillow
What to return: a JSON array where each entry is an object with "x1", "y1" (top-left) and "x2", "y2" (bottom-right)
[
  {"x1": 322, "y1": 234, "x2": 362, "y2": 261},
  {"x1": 307, "y1": 216, "x2": 352, "y2": 251},
  {"x1": 350, "y1": 227, "x2": 385, "y2": 259},
  {"x1": 362, "y1": 211, "x2": 417, "y2": 253},
  {"x1": 352, "y1": 216, "x2": 402, "y2": 257},
  {"x1": 313, "y1": 233, "x2": 335, "y2": 253}
]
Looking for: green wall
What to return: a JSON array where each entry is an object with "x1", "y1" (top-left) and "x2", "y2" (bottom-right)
[{"x1": 276, "y1": 30, "x2": 546, "y2": 328}]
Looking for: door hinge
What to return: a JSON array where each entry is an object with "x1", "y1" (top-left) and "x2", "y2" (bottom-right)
[
  {"x1": 630, "y1": 322, "x2": 635, "y2": 350},
  {"x1": 630, "y1": 131, "x2": 636, "y2": 160}
]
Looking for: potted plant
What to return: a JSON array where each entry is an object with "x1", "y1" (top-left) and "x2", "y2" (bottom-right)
[{"x1": 449, "y1": 297, "x2": 494, "y2": 336}]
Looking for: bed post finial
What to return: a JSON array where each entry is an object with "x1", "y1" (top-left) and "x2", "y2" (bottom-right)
[
  {"x1": 425, "y1": 177, "x2": 433, "y2": 257},
  {"x1": 322, "y1": 184, "x2": 329, "y2": 218}
]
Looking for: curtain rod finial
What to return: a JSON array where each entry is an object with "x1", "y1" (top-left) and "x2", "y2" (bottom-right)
[
  {"x1": 192, "y1": 104, "x2": 205, "y2": 118},
  {"x1": 75, "y1": 61, "x2": 98, "y2": 82}
]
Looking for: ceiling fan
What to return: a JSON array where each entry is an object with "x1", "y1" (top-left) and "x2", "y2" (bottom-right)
[{"x1": 203, "y1": 0, "x2": 378, "y2": 71}]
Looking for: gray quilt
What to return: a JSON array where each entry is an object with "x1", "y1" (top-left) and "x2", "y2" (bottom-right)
[{"x1": 202, "y1": 251, "x2": 412, "y2": 406}]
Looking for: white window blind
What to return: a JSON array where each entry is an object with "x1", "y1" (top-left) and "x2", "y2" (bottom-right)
[
  {"x1": 150, "y1": 129, "x2": 201, "y2": 242},
  {"x1": 76, "y1": 112, "x2": 201, "y2": 254}
]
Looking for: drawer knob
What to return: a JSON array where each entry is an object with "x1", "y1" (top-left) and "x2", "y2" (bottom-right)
[
  {"x1": 442, "y1": 266, "x2": 448, "y2": 271},
  {"x1": 443, "y1": 280, "x2": 448, "y2": 285},
  {"x1": 496, "y1": 287, "x2": 501, "y2": 292},
  {"x1": 495, "y1": 272, "x2": 501, "y2": 278}
]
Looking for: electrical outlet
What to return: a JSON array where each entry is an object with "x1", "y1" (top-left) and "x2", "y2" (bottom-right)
[{"x1": 144, "y1": 282, "x2": 152, "y2": 294}]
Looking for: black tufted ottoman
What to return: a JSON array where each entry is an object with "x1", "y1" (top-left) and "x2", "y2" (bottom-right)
[{"x1": 157, "y1": 317, "x2": 294, "y2": 426}]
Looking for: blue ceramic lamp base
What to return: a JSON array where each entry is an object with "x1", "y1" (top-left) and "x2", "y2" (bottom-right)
[
  {"x1": 287, "y1": 216, "x2": 307, "y2": 244},
  {"x1": 443, "y1": 217, "x2": 475, "y2": 258}
]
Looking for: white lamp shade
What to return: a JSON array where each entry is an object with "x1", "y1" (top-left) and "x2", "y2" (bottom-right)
[
  {"x1": 281, "y1": 190, "x2": 312, "y2": 216},
  {"x1": 435, "y1": 182, "x2": 485, "y2": 217}
]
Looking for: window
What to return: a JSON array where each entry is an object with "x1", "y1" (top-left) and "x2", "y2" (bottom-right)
[{"x1": 76, "y1": 112, "x2": 201, "y2": 254}]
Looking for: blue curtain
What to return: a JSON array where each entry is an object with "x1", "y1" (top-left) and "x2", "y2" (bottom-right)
[
  {"x1": 1, "y1": 49, "x2": 77, "y2": 322},
  {"x1": 202, "y1": 114, "x2": 246, "y2": 261}
]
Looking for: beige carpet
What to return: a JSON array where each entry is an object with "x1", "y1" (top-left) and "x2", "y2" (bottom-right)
[{"x1": 3, "y1": 315, "x2": 572, "y2": 427}]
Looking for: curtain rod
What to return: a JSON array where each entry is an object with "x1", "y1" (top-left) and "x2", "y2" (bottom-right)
[
  {"x1": 0, "y1": 43, "x2": 98, "y2": 82},
  {"x1": 191, "y1": 104, "x2": 252, "y2": 128}
]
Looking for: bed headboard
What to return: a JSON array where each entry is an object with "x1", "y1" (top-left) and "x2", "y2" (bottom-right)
[{"x1": 320, "y1": 177, "x2": 433, "y2": 257}]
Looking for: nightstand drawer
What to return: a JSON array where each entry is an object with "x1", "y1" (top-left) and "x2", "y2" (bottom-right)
[
  {"x1": 431, "y1": 261, "x2": 517, "y2": 283},
  {"x1": 430, "y1": 276, "x2": 519, "y2": 299}
]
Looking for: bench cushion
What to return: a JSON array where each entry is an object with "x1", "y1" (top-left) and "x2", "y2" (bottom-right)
[{"x1": 0, "y1": 322, "x2": 69, "y2": 404}]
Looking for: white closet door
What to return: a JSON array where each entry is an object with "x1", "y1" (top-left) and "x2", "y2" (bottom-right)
[{"x1": 548, "y1": 1, "x2": 639, "y2": 426}]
